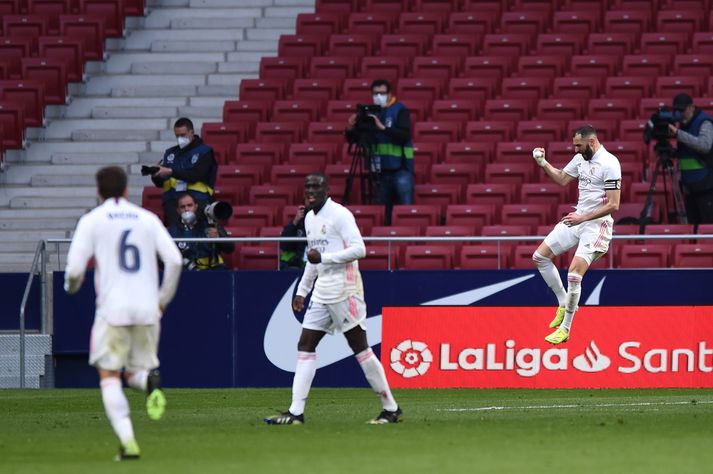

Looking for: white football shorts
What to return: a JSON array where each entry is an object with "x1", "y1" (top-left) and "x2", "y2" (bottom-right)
[
  {"x1": 302, "y1": 295, "x2": 367, "y2": 335},
  {"x1": 89, "y1": 316, "x2": 160, "y2": 372},
  {"x1": 544, "y1": 217, "x2": 613, "y2": 265}
]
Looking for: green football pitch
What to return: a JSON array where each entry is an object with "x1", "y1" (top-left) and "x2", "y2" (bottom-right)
[{"x1": 2, "y1": 388, "x2": 712, "y2": 474}]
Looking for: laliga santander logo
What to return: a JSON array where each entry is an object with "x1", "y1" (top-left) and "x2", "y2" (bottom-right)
[
  {"x1": 390, "y1": 340, "x2": 433, "y2": 378},
  {"x1": 573, "y1": 341, "x2": 611, "y2": 372}
]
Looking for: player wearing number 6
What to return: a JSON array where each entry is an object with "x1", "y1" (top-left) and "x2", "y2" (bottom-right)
[
  {"x1": 531, "y1": 125, "x2": 622, "y2": 345},
  {"x1": 64, "y1": 166, "x2": 182, "y2": 461}
]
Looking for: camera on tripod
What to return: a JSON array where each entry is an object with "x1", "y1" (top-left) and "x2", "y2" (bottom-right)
[
  {"x1": 354, "y1": 104, "x2": 382, "y2": 133},
  {"x1": 644, "y1": 106, "x2": 682, "y2": 144}
]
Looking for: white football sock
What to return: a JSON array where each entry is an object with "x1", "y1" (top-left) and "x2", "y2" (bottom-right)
[
  {"x1": 288, "y1": 352, "x2": 316, "y2": 416},
  {"x1": 561, "y1": 273, "x2": 583, "y2": 332},
  {"x1": 356, "y1": 348, "x2": 398, "y2": 412},
  {"x1": 100, "y1": 377, "x2": 135, "y2": 445},
  {"x1": 126, "y1": 370, "x2": 148, "y2": 392},
  {"x1": 533, "y1": 251, "x2": 566, "y2": 306}
]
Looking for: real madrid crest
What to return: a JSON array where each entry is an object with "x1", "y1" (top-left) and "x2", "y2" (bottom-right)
[
  {"x1": 191, "y1": 154, "x2": 199, "y2": 164},
  {"x1": 166, "y1": 154, "x2": 175, "y2": 163},
  {"x1": 321, "y1": 224, "x2": 327, "y2": 234}
]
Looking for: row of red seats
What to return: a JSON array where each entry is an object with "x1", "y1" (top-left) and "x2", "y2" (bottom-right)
[
  {"x1": 277, "y1": 31, "x2": 712, "y2": 61},
  {"x1": 296, "y1": 9, "x2": 713, "y2": 38},
  {"x1": 315, "y1": 0, "x2": 712, "y2": 19},
  {"x1": 223, "y1": 242, "x2": 713, "y2": 270},
  {"x1": 0, "y1": 0, "x2": 144, "y2": 18}
]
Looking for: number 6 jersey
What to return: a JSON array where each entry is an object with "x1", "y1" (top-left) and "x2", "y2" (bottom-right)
[{"x1": 64, "y1": 197, "x2": 182, "y2": 326}]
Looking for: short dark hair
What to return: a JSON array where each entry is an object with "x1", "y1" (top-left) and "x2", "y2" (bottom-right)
[
  {"x1": 306, "y1": 171, "x2": 328, "y2": 185},
  {"x1": 176, "y1": 192, "x2": 195, "y2": 206},
  {"x1": 572, "y1": 125, "x2": 597, "y2": 139},
  {"x1": 370, "y1": 79, "x2": 391, "y2": 93},
  {"x1": 96, "y1": 166, "x2": 127, "y2": 200},
  {"x1": 174, "y1": 117, "x2": 194, "y2": 130}
]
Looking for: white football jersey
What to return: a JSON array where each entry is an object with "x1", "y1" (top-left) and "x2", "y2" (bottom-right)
[
  {"x1": 563, "y1": 145, "x2": 622, "y2": 217},
  {"x1": 64, "y1": 197, "x2": 182, "y2": 326},
  {"x1": 296, "y1": 198, "x2": 366, "y2": 304}
]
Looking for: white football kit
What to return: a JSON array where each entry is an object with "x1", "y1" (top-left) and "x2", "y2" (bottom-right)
[
  {"x1": 296, "y1": 198, "x2": 367, "y2": 334},
  {"x1": 64, "y1": 197, "x2": 182, "y2": 371},
  {"x1": 544, "y1": 145, "x2": 622, "y2": 264}
]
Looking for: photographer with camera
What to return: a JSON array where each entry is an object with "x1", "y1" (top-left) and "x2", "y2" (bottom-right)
[
  {"x1": 345, "y1": 79, "x2": 414, "y2": 225},
  {"x1": 148, "y1": 117, "x2": 218, "y2": 227},
  {"x1": 168, "y1": 193, "x2": 234, "y2": 271},
  {"x1": 279, "y1": 200, "x2": 309, "y2": 270},
  {"x1": 667, "y1": 93, "x2": 713, "y2": 225}
]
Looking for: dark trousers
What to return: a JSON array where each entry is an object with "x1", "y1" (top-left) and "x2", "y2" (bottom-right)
[
  {"x1": 379, "y1": 169, "x2": 414, "y2": 225},
  {"x1": 684, "y1": 188, "x2": 713, "y2": 226}
]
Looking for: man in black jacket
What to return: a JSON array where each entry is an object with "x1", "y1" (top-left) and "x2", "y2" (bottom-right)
[{"x1": 151, "y1": 117, "x2": 218, "y2": 226}]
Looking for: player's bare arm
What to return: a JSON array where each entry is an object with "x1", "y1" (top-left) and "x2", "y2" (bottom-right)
[
  {"x1": 531, "y1": 147, "x2": 575, "y2": 187},
  {"x1": 563, "y1": 188, "x2": 621, "y2": 226}
]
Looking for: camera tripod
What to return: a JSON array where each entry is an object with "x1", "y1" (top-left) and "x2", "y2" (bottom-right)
[
  {"x1": 343, "y1": 140, "x2": 378, "y2": 205},
  {"x1": 639, "y1": 139, "x2": 687, "y2": 232}
]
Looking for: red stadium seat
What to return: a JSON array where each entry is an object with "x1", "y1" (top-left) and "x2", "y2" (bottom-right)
[
  {"x1": 588, "y1": 98, "x2": 636, "y2": 120},
  {"x1": 517, "y1": 55, "x2": 566, "y2": 78},
  {"x1": 216, "y1": 164, "x2": 264, "y2": 201},
  {"x1": 222, "y1": 100, "x2": 270, "y2": 124},
  {"x1": 360, "y1": 56, "x2": 408, "y2": 82},
  {"x1": 21, "y1": 58, "x2": 67, "y2": 105},
  {"x1": 403, "y1": 245, "x2": 454, "y2": 269},
  {"x1": 618, "y1": 244, "x2": 670, "y2": 268},
  {"x1": 430, "y1": 33, "x2": 479, "y2": 57},
  {"x1": 415, "y1": 183, "x2": 463, "y2": 207},
  {"x1": 484, "y1": 162, "x2": 533, "y2": 185},
  {"x1": 605, "y1": 76, "x2": 653, "y2": 99},
  {"x1": 520, "y1": 183, "x2": 568, "y2": 207},
  {"x1": 621, "y1": 54, "x2": 670, "y2": 76},
  {"x1": 673, "y1": 244, "x2": 713, "y2": 268},
  {"x1": 239, "y1": 79, "x2": 286, "y2": 101},
  {"x1": 618, "y1": 119, "x2": 647, "y2": 141},
  {"x1": 495, "y1": 142, "x2": 540, "y2": 164},
  {"x1": 603, "y1": 10, "x2": 651, "y2": 34},
  {"x1": 325, "y1": 100, "x2": 358, "y2": 121},
  {"x1": 347, "y1": 12, "x2": 396, "y2": 35},
  {"x1": 328, "y1": 34, "x2": 375, "y2": 58},
  {"x1": 465, "y1": 183, "x2": 515, "y2": 208},
  {"x1": 413, "y1": 121, "x2": 461, "y2": 143},
  {"x1": 545, "y1": 142, "x2": 577, "y2": 164},
  {"x1": 587, "y1": 32, "x2": 636, "y2": 56},
  {"x1": 370, "y1": 225, "x2": 421, "y2": 263},
  {"x1": 483, "y1": 99, "x2": 532, "y2": 121},
  {"x1": 272, "y1": 100, "x2": 322, "y2": 123},
  {"x1": 28, "y1": 0, "x2": 71, "y2": 34},
  {"x1": 296, "y1": 12, "x2": 342, "y2": 36},
  {"x1": 481, "y1": 33, "x2": 531, "y2": 56},
  {"x1": 692, "y1": 32, "x2": 713, "y2": 53},
  {"x1": 552, "y1": 76, "x2": 602, "y2": 100},
  {"x1": 500, "y1": 76, "x2": 551, "y2": 101},
  {"x1": 379, "y1": 33, "x2": 429, "y2": 57},
  {"x1": 481, "y1": 225, "x2": 532, "y2": 260},
  {"x1": 397, "y1": 78, "x2": 443, "y2": 102},
  {"x1": 461, "y1": 0, "x2": 506, "y2": 12},
  {"x1": 446, "y1": 77, "x2": 497, "y2": 104},
  {"x1": 673, "y1": 54, "x2": 713, "y2": 78},
  {"x1": 567, "y1": 119, "x2": 616, "y2": 141},
  {"x1": 517, "y1": 119, "x2": 566, "y2": 142},
  {"x1": 511, "y1": 244, "x2": 543, "y2": 269},
  {"x1": 277, "y1": 34, "x2": 324, "y2": 57},
  {"x1": 0, "y1": 0, "x2": 22, "y2": 15},
  {"x1": 292, "y1": 78, "x2": 340, "y2": 102},
  {"x1": 0, "y1": 38, "x2": 32, "y2": 80},
  {"x1": 3, "y1": 15, "x2": 49, "y2": 47},
  {"x1": 254, "y1": 122, "x2": 304, "y2": 144},
  {"x1": 430, "y1": 99, "x2": 478, "y2": 122},
  {"x1": 620, "y1": 161, "x2": 643, "y2": 184},
  {"x1": 535, "y1": 100, "x2": 583, "y2": 123},
  {"x1": 202, "y1": 122, "x2": 251, "y2": 164},
  {"x1": 536, "y1": 33, "x2": 585, "y2": 56},
  {"x1": 655, "y1": 76, "x2": 704, "y2": 98},
  {"x1": 500, "y1": 11, "x2": 550, "y2": 34},
  {"x1": 644, "y1": 224, "x2": 695, "y2": 244},
  {"x1": 79, "y1": 0, "x2": 125, "y2": 37},
  {"x1": 608, "y1": 141, "x2": 645, "y2": 164},
  {"x1": 465, "y1": 121, "x2": 514, "y2": 143},
  {"x1": 447, "y1": 11, "x2": 498, "y2": 35},
  {"x1": 444, "y1": 142, "x2": 491, "y2": 167},
  {"x1": 513, "y1": 0, "x2": 555, "y2": 12},
  {"x1": 460, "y1": 245, "x2": 508, "y2": 269},
  {"x1": 360, "y1": 246, "x2": 399, "y2": 270},
  {"x1": 307, "y1": 122, "x2": 344, "y2": 144},
  {"x1": 288, "y1": 143, "x2": 336, "y2": 167},
  {"x1": 412, "y1": 142, "x2": 442, "y2": 167},
  {"x1": 317, "y1": 0, "x2": 358, "y2": 13},
  {"x1": 656, "y1": 10, "x2": 701, "y2": 32},
  {"x1": 231, "y1": 205, "x2": 275, "y2": 228},
  {"x1": 141, "y1": 187, "x2": 163, "y2": 217},
  {"x1": 59, "y1": 14, "x2": 105, "y2": 61},
  {"x1": 391, "y1": 204, "x2": 440, "y2": 230},
  {"x1": 0, "y1": 80, "x2": 45, "y2": 128},
  {"x1": 309, "y1": 56, "x2": 356, "y2": 80},
  {"x1": 248, "y1": 184, "x2": 298, "y2": 207},
  {"x1": 552, "y1": 10, "x2": 599, "y2": 34},
  {"x1": 424, "y1": 225, "x2": 474, "y2": 256},
  {"x1": 365, "y1": 0, "x2": 408, "y2": 12},
  {"x1": 348, "y1": 205, "x2": 385, "y2": 233},
  {"x1": 234, "y1": 143, "x2": 285, "y2": 168},
  {"x1": 37, "y1": 36, "x2": 84, "y2": 82},
  {"x1": 341, "y1": 78, "x2": 374, "y2": 101},
  {"x1": 270, "y1": 164, "x2": 313, "y2": 188},
  {"x1": 398, "y1": 11, "x2": 447, "y2": 35},
  {"x1": 567, "y1": 55, "x2": 620, "y2": 77},
  {"x1": 446, "y1": 204, "x2": 496, "y2": 232},
  {"x1": 429, "y1": 163, "x2": 476, "y2": 186},
  {"x1": 259, "y1": 56, "x2": 305, "y2": 81},
  {"x1": 461, "y1": 56, "x2": 512, "y2": 80},
  {"x1": 239, "y1": 246, "x2": 280, "y2": 270},
  {"x1": 639, "y1": 32, "x2": 688, "y2": 55},
  {"x1": 411, "y1": 56, "x2": 460, "y2": 80},
  {"x1": 501, "y1": 204, "x2": 552, "y2": 228}
]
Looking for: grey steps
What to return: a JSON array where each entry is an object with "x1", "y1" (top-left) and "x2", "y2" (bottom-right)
[
  {"x1": 171, "y1": 17, "x2": 255, "y2": 29},
  {"x1": 51, "y1": 152, "x2": 140, "y2": 165},
  {"x1": 0, "y1": 208, "x2": 86, "y2": 219},
  {"x1": 111, "y1": 85, "x2": 199, "y2": 97},
  {"x1": 131, "y1": 62, "x2": 218, "y2": 75},
  {"x1": 151, "y1": 40, "x2": 238, "y2": 53},
  {"x1": 143, "y1": 9, "x2": 262, "y2": 29},
  {"x1": 72, "y1": 129, "x2": 161, "y2": 141},
  {"x1": 84, "y1": 75, "x2": 207, "y2": 95},
  {"x1": 1, "y1": 164, "x2": 117, "y2": 184},
  {"x1": 92, "y1": 106, "x2": 179, "y2": 118},
  {"x1": 122, "y1": 29, "x2": 245, "y2": 50},
  {"x1": 105, "y1": 52, "x2": 227, "y2": 74}
]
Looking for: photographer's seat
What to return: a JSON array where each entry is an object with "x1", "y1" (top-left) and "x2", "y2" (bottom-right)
[{"x1": 445, "y1": 204, "x2": 495, "y2": 234}]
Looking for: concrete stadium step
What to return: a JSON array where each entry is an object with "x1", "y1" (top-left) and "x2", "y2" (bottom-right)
[
  {"x1": 151, "y1": 40, "x2": 238, "y2": 53},
  {"x1": 256, "y1": 17, "x2": 297, "y2": 28},
  {"x1": 176, "y1": 106, "x2": 221, "y2": 118},
  {"x1": 130, "y1": 62, "x2": 218, "y2": 74},
  {"x1": 0, "y1": 217, "x2": 80, "y2": 229},
  {"x1": 1, "y1": 164, "x2": 117, "y2": 184},
  {"x1": 121, "y1": 29, "x2": 245, "y2": 50},
  {"x1": 83, "y1": 75, "x2": 207, "y2": 95},
  {"x1": 197, "y1": 85, "x2": 238, "y2": 96},
  {"x1": 92, "y1": 106, "x2": 179, "y2": 119},
  {"x1": 0, "y1": 208, "x2": 86, "y2": 219},
  {"x1": 71, "y1": 130, "x2": 161, "y2": 141},
  {"x1": 30, "y1": 175, "x2": 103, "y2": 188},
  {"x1": 217, "y1": 62, "x2": 259, "y2": 74},
  {"x1": 170, "y1": 17, "x2": 255, "y2": 29},
  {"x1": 110, "y1": 85, "x2": 198, "y2": 97},
  {"x1": 246, "y1": 28, "x2": 291, "y2": 40},
  {"x1": 207, "y1": 74, "x2": 252, "y2": 86},
  {"x1": 50, "y1": 152, "x2": 140, "y2": 165},
  {"x1": 143, "y1": 9, "x2": 262, "y2": 29},
  {"x1": 189, "y1": 97, "x2": 233, "y2": 107},
  {"x1": 226, "y1": 52, "x2": 270, "y2": 63},
  {"x1": 105, "y1": 52, "x2": 227, "y2": 74},
  {"x1": 0, "y1": 241, "x2": 59, "y2": 252},
  {"x1": 9, "y1": 193, "x2": 142, "y2": 210},
  {"x1": 5, "y1": 142, "x2": 147, "y2": 163},
  {"x1": 190, "y1": 0, "x2": 272, "y2": 6},
  {"x1": 0, "y1": 229, "x2": 69, "y2": 240}
]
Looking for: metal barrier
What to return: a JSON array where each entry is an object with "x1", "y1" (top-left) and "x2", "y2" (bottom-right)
[{"x1": 17, "y1": 233, "x2": 713, "y2": 387}]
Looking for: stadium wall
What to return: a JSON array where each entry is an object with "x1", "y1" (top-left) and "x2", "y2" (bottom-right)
[{"x1": 46, "y1": 269, "x2": 713, "y2": 388}]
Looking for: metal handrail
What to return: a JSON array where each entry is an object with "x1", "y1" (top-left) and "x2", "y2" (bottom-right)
[{"x1": 18, "y1": 239, "x2": 45, "y2": 389}]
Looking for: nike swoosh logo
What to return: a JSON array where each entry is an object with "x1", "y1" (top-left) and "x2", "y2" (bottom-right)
[{"x1": 264, "y1": 274, "x2": 535, "y2": 372}]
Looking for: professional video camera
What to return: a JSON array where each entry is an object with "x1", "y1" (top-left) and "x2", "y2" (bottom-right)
[
  {"x1": 203, "y1": 200, "x2": 232, "y2": 225},
  {"x1": 140, "y1": 165, "x2": 160, "y2": 176},
  {"x1": 644, "y1": 106, "x2": 681, "y2": 144},
  {"x1": 353, "y1": 104, "x2": 382, "y2": 134}
]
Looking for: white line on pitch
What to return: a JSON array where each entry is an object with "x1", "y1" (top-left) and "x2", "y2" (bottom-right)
[{"x1": 438, "y1": 400, "x2": 713, "y2": 412}]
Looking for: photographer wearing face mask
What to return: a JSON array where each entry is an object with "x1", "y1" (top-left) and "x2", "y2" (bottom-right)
[
  {"x1": 168, "y1": 193, "x2": 234, "y2": 271},
  {"x1": 346, "y1": 79, "x2": 414, "y2": 225},
  {"x1": 666, "y1": 93, "x2": 713, "y2": 225},
  {"x1": 150, "y1": 117, "x2": 218, "y2": 227}
]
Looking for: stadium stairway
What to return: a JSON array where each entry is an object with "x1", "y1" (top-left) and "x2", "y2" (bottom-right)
[
  {"x1": 0, "y1": 0, "x2": 315, "y2": 272},
  {"x1": 0, "y1": 333, "x2": 52, "y2": 388}
]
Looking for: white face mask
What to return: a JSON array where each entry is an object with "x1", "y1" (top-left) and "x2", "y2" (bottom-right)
[
  {"x1": 372, "y1": 93, "x2": 388, "y2": 107},
  {"x1": 181, "y1": 211, "x2": 196, "y2": 225},
  {"x1": 177, "y1": 136, "x2": 191, "y2": 149}
]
